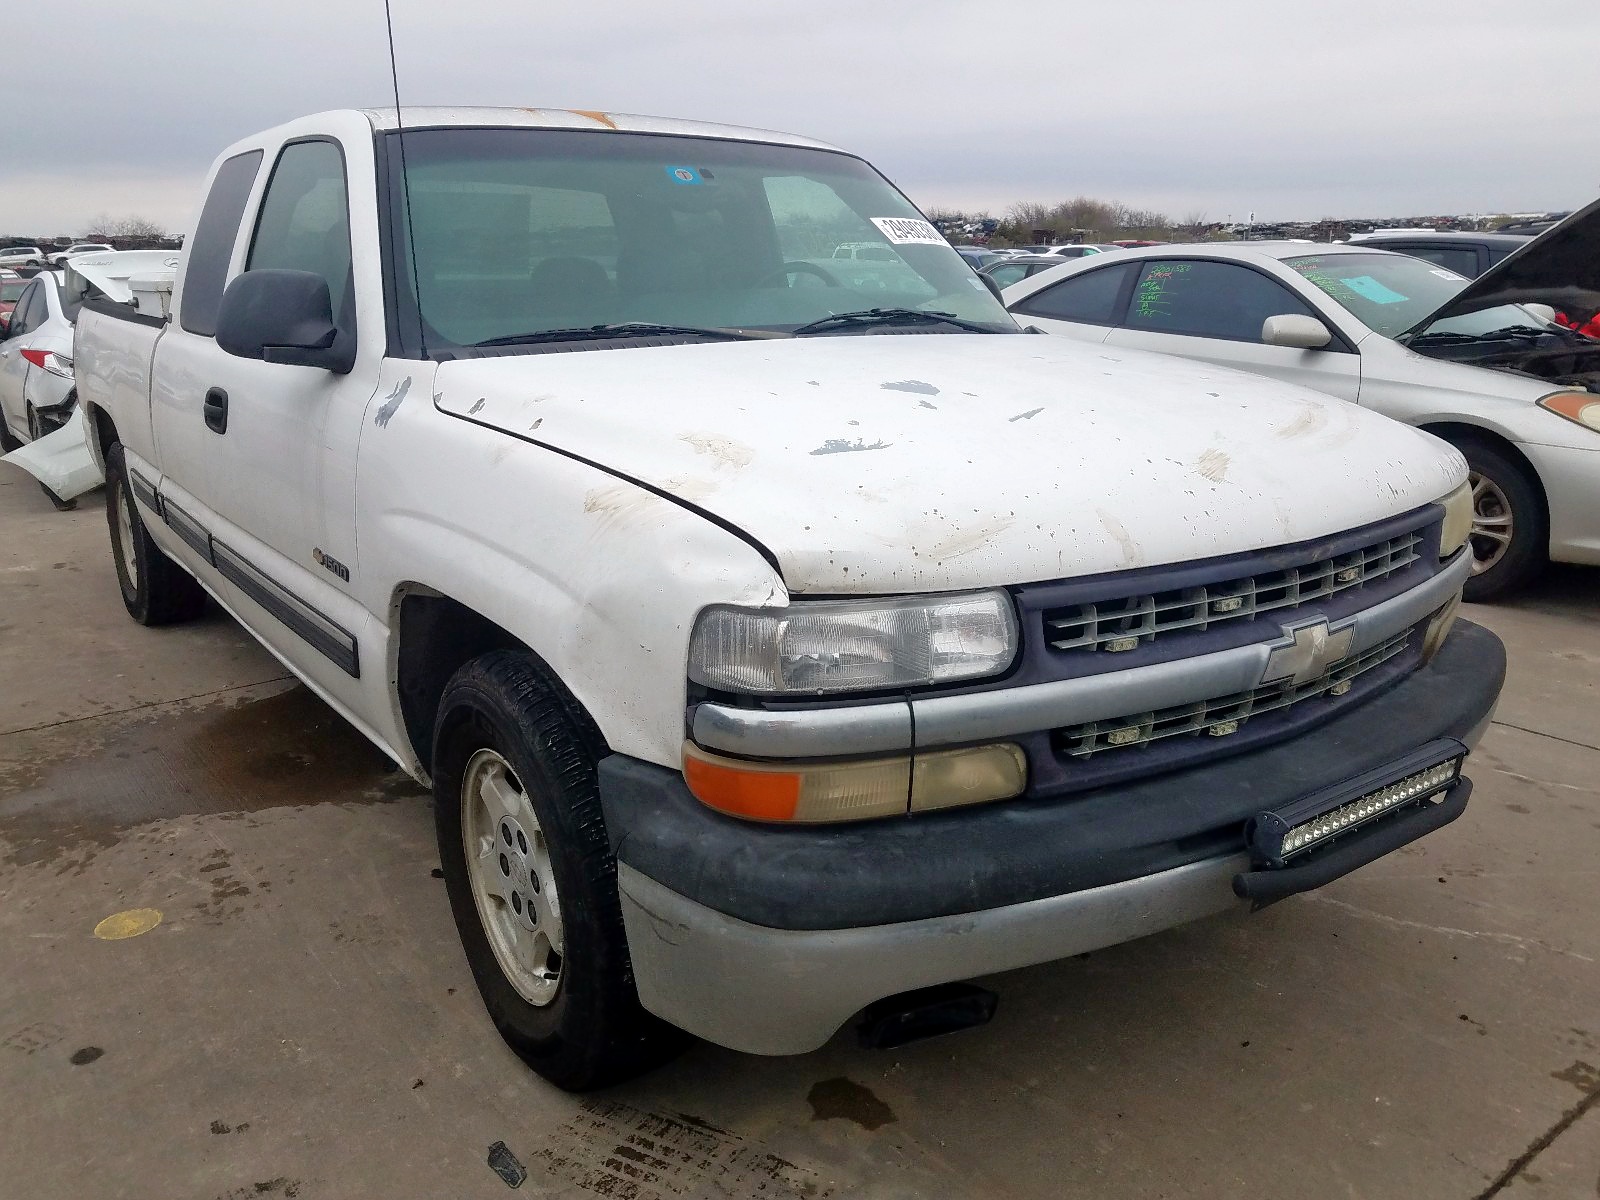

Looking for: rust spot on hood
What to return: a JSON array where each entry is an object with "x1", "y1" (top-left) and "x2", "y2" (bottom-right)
[{"x1": 569, "y1": 109, "x2": 619, "y2": 130}]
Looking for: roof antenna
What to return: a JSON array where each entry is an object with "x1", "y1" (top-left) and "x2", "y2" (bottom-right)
[{"x1": 383, "y1": 0, "x2": 426, "y2": 356}]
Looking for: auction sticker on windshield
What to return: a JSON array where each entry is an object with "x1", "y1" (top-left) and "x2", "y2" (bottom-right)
[
  {"x1": 871, "y1": 217, "x2": 945, "y2": 246},
  {"x1": 1339, "y1": 275, "x2": 1409, "y2": 304}
]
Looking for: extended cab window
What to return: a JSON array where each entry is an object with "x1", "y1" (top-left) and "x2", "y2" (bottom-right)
[
  {"x1": 179, "y1": 150, "x2": 263, "y2": 336},
  {"x1": 1011, "y1": 261, "x2": 1135, "y2": 324},
  {"x1": 248, "y1": 139, "x2": 354, "y2": 331},
  {"x1": 386, "y1": 127, "x2": 1012, "y2": 350},
  {"x1": 1123, "y1": 259, "x2": 1312, "y2": 342}
]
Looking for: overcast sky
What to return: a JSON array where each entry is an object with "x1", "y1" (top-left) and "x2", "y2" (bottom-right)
[{"x1": 7, "y1": 0, "x2": 1596, "y2": 235}]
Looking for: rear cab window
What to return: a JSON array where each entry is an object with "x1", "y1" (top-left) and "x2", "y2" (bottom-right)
[{"x1": 179, "y1": 149, "x2": 265, "y2": 336}]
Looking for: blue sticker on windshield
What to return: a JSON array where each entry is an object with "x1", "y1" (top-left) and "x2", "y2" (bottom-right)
[
  {"x1": 1339, "y1": 275, "x2": 1409, "y2": 304},
  {"x1": 665, "y1": 165, "x2": 703, "y2": 185}
]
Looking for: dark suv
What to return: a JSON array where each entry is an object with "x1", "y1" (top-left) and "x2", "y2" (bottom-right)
[{"x1": 1348, "y1": 231, "x2": 1533, "y2": 279}]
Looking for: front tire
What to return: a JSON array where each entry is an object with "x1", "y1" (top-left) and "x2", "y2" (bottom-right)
[
  {"x1": 433, "y1": 651, "x2": 683, "y2": 1091},
  {"x1": 1453, "y1": 436, "x2": 1547, "y2": 602},
  {"x1": 104, "y1": 443, "x2": 207, "y2": 624}
]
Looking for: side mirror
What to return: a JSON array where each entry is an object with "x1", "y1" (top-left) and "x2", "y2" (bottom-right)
[
  {"x1": 979, "y1": 272, "x2": 1005, "y2": 302},
  {"x1": 1262, "y1": 314, "x2": 1332, "y2": 349},
  {"x1": 216, "y1": 269, "x2": 354, "y2": 373},
  {"x1": 1522, "y1": 303, "x2": 1557, "y2": 325}
]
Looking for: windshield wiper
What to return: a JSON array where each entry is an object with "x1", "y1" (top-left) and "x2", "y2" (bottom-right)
[
  {"x1": 790, "y1": 308, "x2": 1000, "y2": 336},
  {"x1": 1405, "y1": 325, "x2": 1551, "y2": 346},
  {"x1": 473, "y1": 322, "x2": 769, "y2": 348}
]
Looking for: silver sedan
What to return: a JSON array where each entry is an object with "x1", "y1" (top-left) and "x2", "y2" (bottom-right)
[{"x1": 1003, "y1": 226, "x2": 1600, "y2": 599}]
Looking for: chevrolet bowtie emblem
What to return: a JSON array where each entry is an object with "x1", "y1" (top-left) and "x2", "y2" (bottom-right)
[{"x1": 1262, "y1": 619, "x2": 1354, "y2": 687}]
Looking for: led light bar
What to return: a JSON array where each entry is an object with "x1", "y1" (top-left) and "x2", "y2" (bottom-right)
[{"x1": 1250, "y1": 739, "x2": 1466, "y2": 867}]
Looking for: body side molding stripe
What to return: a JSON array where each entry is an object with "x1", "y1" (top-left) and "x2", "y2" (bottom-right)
[{"x1": 210, "y1": 539, "x2": 361, "y2": 678}]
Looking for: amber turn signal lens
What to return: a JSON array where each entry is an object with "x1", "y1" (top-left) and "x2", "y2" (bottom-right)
[
  {"x1": 682, "y1": 743, "x2": 910, "y2": 823},
  {"x1": 682, "y1": 741, "x2": 1031, "y2": 823}
]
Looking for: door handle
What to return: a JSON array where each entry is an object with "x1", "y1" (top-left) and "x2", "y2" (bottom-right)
[{"x1": 203, "y1": 387, "x2": 229, "y2": 434}]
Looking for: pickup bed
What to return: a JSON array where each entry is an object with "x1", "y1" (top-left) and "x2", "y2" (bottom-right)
[{"x1": 74, "y1": 107, "x2": 1505, "y2": 1089}]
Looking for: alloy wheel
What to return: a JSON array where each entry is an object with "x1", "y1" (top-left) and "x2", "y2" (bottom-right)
[
  {"x1": 1467, "y1": 471, "x2": 1513, "y2": 576},
  {"x1": 460, "y1": 747, "x2": 564, "y2": 1006}
]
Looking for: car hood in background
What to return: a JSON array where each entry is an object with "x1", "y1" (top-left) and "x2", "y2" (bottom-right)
[
  {"x1": 433, "y1": 335, "x2": 1463, "y2": 594},
  {"x1": 1403, "y1": 195, "x2": 1600, "y2": 335}
]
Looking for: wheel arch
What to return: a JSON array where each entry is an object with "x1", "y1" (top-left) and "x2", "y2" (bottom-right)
[
  {"x1": 388, "y1": 585, "x2": 608, "y2": 778},
  {"x1": 83, "y1": 401, "x2": 119, "y2": 475},
  {"x1": 1418, "y1": 420, "x2": 1551, "y2": 531}
]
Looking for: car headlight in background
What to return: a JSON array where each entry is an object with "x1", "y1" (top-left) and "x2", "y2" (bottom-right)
[
  {"x1": 1537, "y1": 391, "x2": 1600, "y2": 434},
  {"x1": 1438, "y1": 480, "x2": 1473, "y2": 559},
  {"x1": 688, "y1": 591, "x2": 1018, "y2": 695}
]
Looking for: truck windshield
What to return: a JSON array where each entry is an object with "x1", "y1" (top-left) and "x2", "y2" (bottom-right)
[{"x1": 383, "y1": 127, "x2": 1014, "y2": 350}]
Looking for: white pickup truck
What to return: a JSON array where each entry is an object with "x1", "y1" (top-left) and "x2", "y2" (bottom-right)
[{"x1": 74, "y1": 107, "x2": 1505, "y2": 1090}]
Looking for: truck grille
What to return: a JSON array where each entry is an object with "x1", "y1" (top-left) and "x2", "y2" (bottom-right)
[
  {"x1": 1044, "y1": 531, "x2": 1423, "y2": 654},
  {"x1": 1055, "y1": 630, "x2": 1411, "y2": 760}
]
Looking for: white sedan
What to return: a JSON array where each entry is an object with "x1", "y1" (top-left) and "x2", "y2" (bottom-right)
[
  {"x1": 0, "y1": 271, "x2": 77, "y2": 452},
  {"x1": 1002, "y1": 223, "x2": 1600, "y2": 599},
  {"x1": 47, "y1": 242, "x2": 114, "y2": 267}
]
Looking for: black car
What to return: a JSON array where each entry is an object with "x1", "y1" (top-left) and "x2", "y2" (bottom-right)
[{"x1": 1349, "y1": 231, "x2": 1534, "y2": 279}]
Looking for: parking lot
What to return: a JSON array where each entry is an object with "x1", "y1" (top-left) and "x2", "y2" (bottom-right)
[{"x1": 0, "y1": 457, "x2": 1596, "y2": 1199}]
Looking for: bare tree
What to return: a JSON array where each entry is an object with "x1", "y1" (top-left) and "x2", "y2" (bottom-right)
[{"x1": 82, "y1": 214, "x2": 169, "y2": 240}]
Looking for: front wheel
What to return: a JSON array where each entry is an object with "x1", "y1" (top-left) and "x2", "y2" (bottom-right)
[
  {"x1": 104, "y1": 443, "x2": 208, "y2": 624},
  {"x1": 1453, "y1": 436, "x2": 1547, "y2": 602},
  {"x1": 433, "y1": 651, "x2": 683, "y2": 1090}
]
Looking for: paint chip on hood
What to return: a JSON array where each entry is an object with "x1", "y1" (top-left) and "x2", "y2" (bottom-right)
[
  {"x1": 811, "y1": 438, "x2": 892, "y2": 456},
  {"x1": 880, "y1": 379, "x2": 940, "y2": 396}
]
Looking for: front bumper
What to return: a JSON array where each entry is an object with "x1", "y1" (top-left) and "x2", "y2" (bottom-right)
[
  {"x1": 602, "y1": 621, "x2": 1505, "y2": 1055},
  {"x1": 1521, "y1": 441, "x2": 1600, "y2": 566}
]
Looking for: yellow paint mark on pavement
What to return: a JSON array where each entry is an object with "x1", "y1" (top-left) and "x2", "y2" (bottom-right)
[{"x1": 94, "y1": 909, "x2": 162, "y2": 940}]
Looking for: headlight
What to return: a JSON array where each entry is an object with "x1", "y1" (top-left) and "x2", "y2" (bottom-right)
[
  {"x1": 1537, "y1": 391, "x2": 1600, "y2": 434},
  {"x1": 688, "y1": 590, "x2": 1019, "y2": 695},
  {"x1": 1438, "y1": 480, "x2": 1473, "y2": 558}
]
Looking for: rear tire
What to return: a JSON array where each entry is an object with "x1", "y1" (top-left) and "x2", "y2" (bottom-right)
[
  {"x1": 433, "y1": 651, "x2": 684, "y2": 1091},
  {"x1": 104, "y1": 443, "x2": 207, "y2": 625},
  {"x1": 1453, "y1": 435, "x2": 1546, "y2": 602}
]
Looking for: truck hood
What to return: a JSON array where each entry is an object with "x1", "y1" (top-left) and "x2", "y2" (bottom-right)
[{"x1": 433, "y1": 336, "x2": 1464, "y2": 593}]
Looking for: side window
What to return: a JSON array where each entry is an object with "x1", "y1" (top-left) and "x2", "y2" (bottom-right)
[
  {"x1": 13, "y1": 280, "x2": 47, "y2": 336},
  {"x1": 1406, "y1": 246, "x2": 1481, "y2": 277},
  {"x1": 988, "y1": 263, "x2": 1029, "y2": 287},
  {"x1": 1123, "y1": 260, "x2": 1313, "y2": 342},
  {"x1": 1011, "y1": 261, "x2": 1135, "y2": 325},
  {"x1": 179, "y1": 149, "x2": 264, "y2": 336},
  {"x1": 247, "y1": 140, "x2": 354, "y2": 330},
  {"x1": 4, "y1": 281, "x2": 39, "y2": 336}
]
